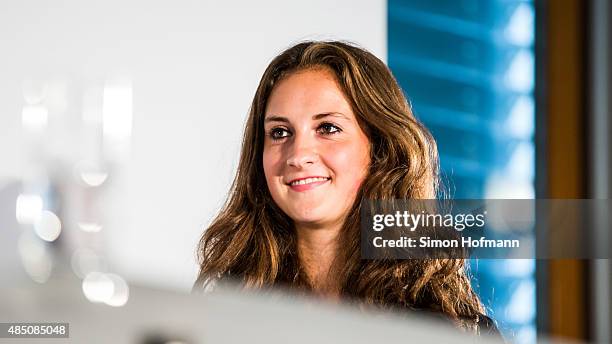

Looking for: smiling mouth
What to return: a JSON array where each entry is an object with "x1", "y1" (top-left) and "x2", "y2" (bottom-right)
[
  {"x1": 288, "y1": 177, "x2": 331, "y2": 186},
  {"x1": 286, "y1": 177, "x2": 331, "y2": 192}
]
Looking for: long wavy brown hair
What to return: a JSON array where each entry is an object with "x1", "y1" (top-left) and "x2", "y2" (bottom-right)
[{"x1": 195, "y1": 41, "x2": 486, "y2": 331}]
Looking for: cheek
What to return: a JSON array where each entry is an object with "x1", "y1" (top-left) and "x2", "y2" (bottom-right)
[
  {"x1": 351, "y1": 141, "x2": 371, "y2": 192},
  {"x1": 262, "y1": 147, "x2": 287, "y2": 195},
  {"x1": 328, "y1": 144, "x2": 370, "y2": 191},
  {"x1": 262, "y1": 149, "x2": 276, "y2": 189},
  {"x1": 348, "y1": 165, "x2": 368, "y2": 195},
  {"x1": 351, "y1": 172, "x2": 367, "y2": 192}
]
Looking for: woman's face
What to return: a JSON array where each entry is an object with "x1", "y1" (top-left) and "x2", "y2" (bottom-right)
[{"x1": 263, "y1": 68, "x2": 371, "y2": 229}]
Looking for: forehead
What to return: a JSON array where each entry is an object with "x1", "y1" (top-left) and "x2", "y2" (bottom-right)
[{"x1": 264, "y1": 68, "x2": 354, "y2": 119}]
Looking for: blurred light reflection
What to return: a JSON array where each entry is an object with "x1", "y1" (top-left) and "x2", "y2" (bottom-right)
[
  {"x1": 77, "y1": 222, "x2": 103, "y2": 233},
  {"x1": 504, "y1": 3, "x2": 535, "y2": 47},
  {"x1": 103, "y1": 79, "x2": 133, "y2": 160},
  {"x1": 505, "y1": 96, "x2": 535, "y2": 139},
  {"x1": 82, "y1": 272, "x2": 114, "y2": 303},
  {"x1": 71, "y1": 248, "x2": 107, "y2": 278},
  {"x1": 16, "y1": 194, "x2": 43, "y2": 225},
  {"x1": 34, "y1": 210, "x2": 62, "y2": 242},
  {"x1": 82, "y1": 271, "x2": 130, "y2": 307},
  {"x1": 75, "y1": 160, "x2": 108, "y2": 187},
  {"x1": 105, "y1": 273, "x2": 129, "y2": 307},
  {"x1": 18, "y1": 233, "x2": 52, "y2": 283},
  {"x1": 504, "y1": 50, "x2": 534, "y2": 92}
]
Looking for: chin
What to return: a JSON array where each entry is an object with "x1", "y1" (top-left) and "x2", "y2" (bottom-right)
[
  {"x1": 287, "y1": 206, "x2": 329, "y2": 225},
  {"x1": 290, "y1": 211, "x2": 323, "y2": 224}
]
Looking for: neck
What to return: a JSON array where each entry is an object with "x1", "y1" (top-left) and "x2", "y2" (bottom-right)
[{"x1": 295, "y1": 222, "x2": 342, "y2": 297}]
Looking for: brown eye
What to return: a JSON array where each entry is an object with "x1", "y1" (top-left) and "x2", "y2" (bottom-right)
[
  {"x1": 269, "y1": 127, "x2": 291, "y2": 140},
  {"x1": 317, "y1": 122, "x2": 342, "y2": 135}
]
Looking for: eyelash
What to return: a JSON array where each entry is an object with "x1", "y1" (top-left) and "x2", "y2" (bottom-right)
[{"x1": 268, "y1": 122, "x2": 342, "y2": 141}]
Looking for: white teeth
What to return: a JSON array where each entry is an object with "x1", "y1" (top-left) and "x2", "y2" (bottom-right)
[{"x1": 290, "y1": 177, "x2": 329, "y2": 186}]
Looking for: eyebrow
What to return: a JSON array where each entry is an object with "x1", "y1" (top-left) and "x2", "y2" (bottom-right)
[{"x1": 264, "y1": 112, "x2": 350, "y2": 123}]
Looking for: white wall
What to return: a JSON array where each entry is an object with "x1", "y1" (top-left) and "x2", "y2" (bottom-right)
[{"x1": 0, "y1": 0, "x2": 386, "y2": 291}]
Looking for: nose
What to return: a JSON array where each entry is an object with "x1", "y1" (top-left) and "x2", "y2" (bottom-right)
[{"x1": 286, "y1": 133, "x2": 319, "y2": 168}]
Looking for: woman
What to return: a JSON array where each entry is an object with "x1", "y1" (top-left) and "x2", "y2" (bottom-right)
[{"x1": 194, "y1": 41, "x2": 499, "y2": 336}]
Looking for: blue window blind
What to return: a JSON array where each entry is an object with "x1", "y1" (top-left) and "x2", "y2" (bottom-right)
[{"x1": 388, "y1": 1, "x2": 536, "y2": 343}]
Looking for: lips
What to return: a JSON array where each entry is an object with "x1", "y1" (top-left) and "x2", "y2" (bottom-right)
[
  {"x1": 287, "y1": 176, "x2": 330, "y2": 186},
  {"x1": 286, "y1": 176, "x2": 331, "y2": 192}
]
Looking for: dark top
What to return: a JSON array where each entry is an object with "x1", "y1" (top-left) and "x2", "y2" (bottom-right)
[
  {"x1": 410, "y1": 308, "x2": 504, "y2": 341},
  {"x1": 477, "y1": 314, "x2": 503, "y2": 338}
]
